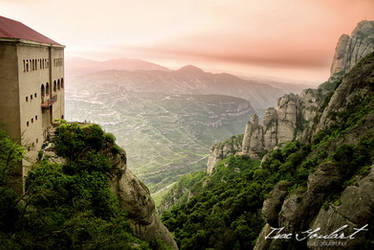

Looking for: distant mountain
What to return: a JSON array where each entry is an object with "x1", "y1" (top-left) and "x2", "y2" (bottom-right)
[
  {"x1": 65, "y1": 57, "x2": 169, "y2": 76},
  {"x1": 68, "y1": 64, "x2": 291, "y2": 113}
]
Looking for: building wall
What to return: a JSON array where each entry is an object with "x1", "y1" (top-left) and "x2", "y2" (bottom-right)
[
  {"x1": 51, "y1": 47, "x2": 65, "y2": 122},
  {"x1": 0, "y1": 40, "x2": 64, "y2": 193},
  {"x1": 0, "y1": 42, "x2": 21, "y2": 142},
  {"x1": 0, "y1": 42, "x2": 22, "y2": 193},
  {"x1": 17, "y1": 43, "x2": 50, "y2": 169}
]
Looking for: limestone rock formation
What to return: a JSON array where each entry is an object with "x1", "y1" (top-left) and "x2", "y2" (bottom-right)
[
  {"x1": 206, "y1": 134, "x2": 243, "y2": 174},
  {"x1": 319, "y1": 51, "x2": 374, "y2": 130},
  {"x1": 330, "y1": 21, "x2": 374, "y2": 81},
  {"x1": 241, "y1": 89, "x2": 325, "y2": 157},
  {"x1": 262, "y1": 108, "x2": 278, "y2": 151},
  {"x1": 261, "y1": 182, "x2": 291, "y2": 226},
  {"x1": 108, "y1": 149, "x2": 178, "y2": 249},
  {"x1": 307, "y1": 165, "x2": 374, "y2": 250},
  {"x1": 254, "y1": 51, "x2": 374, "y2": 250},
  {"x1": 241, "y1": 114, "x2": 264, "y2": 158},
  {"x1": 241, "y1": 21, "x2": 374, "y2": 159}
]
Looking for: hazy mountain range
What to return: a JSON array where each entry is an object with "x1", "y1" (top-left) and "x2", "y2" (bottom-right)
[
  {"x1": 66, "y1": 57, "x2": 313, "y2": 113},
  {"x1": 65, "y1": 57, "x2": 312, "y2": 193}
]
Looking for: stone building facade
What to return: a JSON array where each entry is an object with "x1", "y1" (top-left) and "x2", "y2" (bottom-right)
[{"x1": 0, "y1": 16, "x2": 65, "y2": 192}]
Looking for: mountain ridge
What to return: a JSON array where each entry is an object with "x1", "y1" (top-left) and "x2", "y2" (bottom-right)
[{"x1": 158, "y1": 20, "x2": 374, "y2": 250}]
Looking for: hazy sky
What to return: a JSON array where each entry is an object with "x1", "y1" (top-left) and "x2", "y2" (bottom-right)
[{"x1": 1, "y1": 0, "x2": 374, "y2": 83}]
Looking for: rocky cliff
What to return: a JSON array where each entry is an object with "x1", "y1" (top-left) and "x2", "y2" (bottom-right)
[
  {"x1": 206, "y1": 134, "x2": 243, "y2": 174},
  {"x1": 254, "y1": 51, "x2": 374, "y2": 249},
  {"x1": 241, "y1": 88, "x2": 326, "y2": 158},
  {"x1": 242, "y1": 20, "x2": 374, "y2": 158},
  {"x1": 108, "y1": 148, "x2": 178, "y2": 249},
  {"x1": 330, "y1": 20, "x2": 374, "y2": 81}
]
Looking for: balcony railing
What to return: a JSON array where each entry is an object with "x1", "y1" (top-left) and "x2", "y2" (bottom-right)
[{"x1": 41, "y1": 95, "x2": 57, "y2": 108}]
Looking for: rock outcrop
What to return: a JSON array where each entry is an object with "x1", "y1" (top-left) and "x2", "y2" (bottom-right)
[
  {"x1": 109, "y1": 149, "x2": 178, "y2": 249},
  {"x1": 242, "y1": 21, "x2": 374, "y2": 158},
  {"x1": 307, "y1": 165, "x2": 374, "y2": 250},
  {"x1": 242, "y1": 114, "x2": 264, "y2": 158},
  {"x1": 241, "y1": 89, "x2": 325, "y2": 157},
  {"x1": 254, "y1": 51, "x2": 374, "y2": 250},
  {"x1": 206, "y1": 134, "x2": 243, "y2": 174},
  {"x1": 330, "y1": 20, "x2": 374, "y2": 81},
  {"x1": 251, "y1": 21, "x2": 374, "y2": 249}
]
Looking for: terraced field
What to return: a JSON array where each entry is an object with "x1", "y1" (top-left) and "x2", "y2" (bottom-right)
[{"x1": 65, "y1": 81, "x2": 253, "y2": 193}]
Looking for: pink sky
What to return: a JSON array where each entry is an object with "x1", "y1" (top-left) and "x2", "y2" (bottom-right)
[{"x1": 1, "y1": 0, "x2": 374, "y2": 83}]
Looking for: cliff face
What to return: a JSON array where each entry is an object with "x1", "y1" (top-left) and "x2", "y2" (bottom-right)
[
  {"x1": 108, "y1": 149, "x2": 178, "y2": 249},
  {"x1": 206, "y1": 134, "x2": 243, "y2": 174},
  {"x1": 254, "y1": 51, "x2": 374, "y2": 250},
  {"x1": 242, "y1": 21, "x2": 374, "y2": 158},
  {"x1": 330, "y1": 21, "x2": 374, "y2": 81},
  {"x1": 241, "y1": 88, "x2": 326, "y2": 158}
]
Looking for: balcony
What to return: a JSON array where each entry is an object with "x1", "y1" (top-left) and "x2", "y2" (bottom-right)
[{"x1": 41, "y1": 95, "x2": 57, "y2": 108}]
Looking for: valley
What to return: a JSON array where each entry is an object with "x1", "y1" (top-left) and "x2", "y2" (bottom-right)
[{"x1": 65, "y1": 81, "x2": 254, "y2": 193}]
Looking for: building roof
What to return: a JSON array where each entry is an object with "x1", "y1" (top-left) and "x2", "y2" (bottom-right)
[{"x1": 0, "y1": 16, "x2": 62, "y2": 46}]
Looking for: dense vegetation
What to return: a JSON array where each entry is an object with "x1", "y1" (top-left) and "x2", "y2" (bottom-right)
[
  {"x1": 0, "y1": 123, "x2": 168, "y2": 249},
  {"x1": 162, "y1": 53, "x2": 374, "y2": 250},
  {"x1": 161, "y1": 140, "x2": 318, "y2": 249},
  {"x1": 162, "y1": 131, "x2": 374, "y2": 249}
]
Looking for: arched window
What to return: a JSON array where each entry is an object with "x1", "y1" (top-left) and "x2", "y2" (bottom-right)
[
  {"x1": 61, "y1": 78, "x2": 64, "y2": 88},
  {"x1": 53, "y1": 81, "x2": 57, "y2": 92},
  {"x1": 46, "y1": 82, "x2": 49, "y2": 96},
  {"x1": 58, "y1": 79, "x2": 60, "y2": 90},
  {"x1": 26, "y1": 60, "x2": 29, "y2": 72},
  {"x1": 41, "y1": 84, "x2": 45, "y2": 98}
]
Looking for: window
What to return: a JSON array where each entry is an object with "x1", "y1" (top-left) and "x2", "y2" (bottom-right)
[
  {"x1": 34, "y1": 93, "x2": 37, "y2": 98},
  {"x1": 61, "y1": 115, "x2": 64, "y2": 119},
  {"x1": 31, "y1": 118, "x2": 34, "y2": 123},
  {"x1": 26, "y1": 60, "x2": 29, "y2": 72},
  {"x1": 23, "y1": 60, "x2": 26, "y2": 72},
  {"x1": 26, "y1": 121, "x2": 29, "y2": 127},
  {"x1": 36, "y1": 138, "x2": 38, "y2": 144},
  {"x1": 57, "y1": 79, "x2": 60, "y2": 90},
  {"x1": 61, "y1": 78, "x2": 64, "y2": 89},
  {"x1": 46, "y1": 82, "x2": 49, "y2": 95},
  {"x1": 26, "y1": 96, "x2": 28, "y2": 102},
  {"x1": 35, "y1": 115, "x2": 38, "y2": 120},
  {"x1": 54, "y1": 80, "x2": 57, "y2": 92},
  {"x1": 41, "y1": 84, "x2": 45, "y2": 98},
  {"x1": 32, "y1": 142, "x2": 35, "y2": 147},
  {"x1": 30, "y1": 94, "x2": 33, "y2": 100}
]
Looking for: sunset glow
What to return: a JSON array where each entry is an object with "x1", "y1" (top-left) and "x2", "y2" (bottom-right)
[{"x1": 2, "y1": 0, "x2": 374, "y2": 83}]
